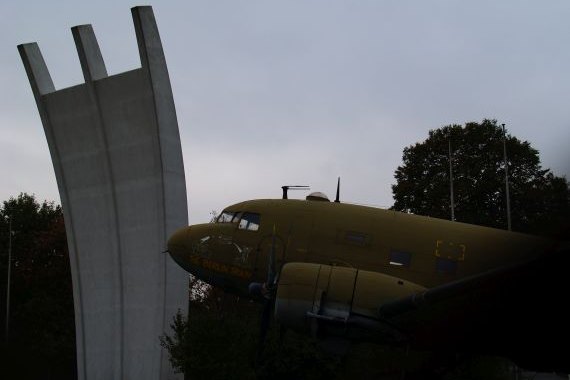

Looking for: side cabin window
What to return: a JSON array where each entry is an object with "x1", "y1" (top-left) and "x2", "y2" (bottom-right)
[
  {"x1": 238, "y1": 212, "x2": 260, "y2": 231},
  {"x1": 344, "y1": 231, "x2": 369, "y2": 246},
  {"x1": 389, "y1": 250, "x2": 412, "y2": 267},
  {"x1": 436, "y1": 257, "x2": 458, "y2": 275},
  {"x1": 337, "y1": 230, "x2": 370, "y2": 247}
]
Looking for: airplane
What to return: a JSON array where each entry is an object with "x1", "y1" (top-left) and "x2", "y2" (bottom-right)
[{"x1": 167, "y1": 184, "x2": 569, "y2": 373}]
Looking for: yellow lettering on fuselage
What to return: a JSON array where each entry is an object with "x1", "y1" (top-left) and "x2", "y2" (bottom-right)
[{"x1": 189, "y1": 254, "x2": 252, "y2": 280}]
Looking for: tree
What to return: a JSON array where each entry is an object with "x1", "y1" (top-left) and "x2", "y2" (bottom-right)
[
  {"x1": 0, "y1": 193, "x2": 76, "y2": 379},
  {"x1": 391, "y1": 119, "x2": 569, "y2": 237},
  {"x1": 160, "y1": 277, "x2": 343, "y2": 379}
]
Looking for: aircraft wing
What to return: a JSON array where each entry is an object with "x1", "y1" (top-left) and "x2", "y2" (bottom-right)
[
  {"x1": 377, "y1": 245, "x2": 570, "y2": 372},
  {"x1": 275, "y1": 245, "x2": 569, "y2": 372}
]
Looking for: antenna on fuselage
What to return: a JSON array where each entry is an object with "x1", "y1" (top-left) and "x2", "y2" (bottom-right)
[
  {"x1": 334, "y1": 177, "x2": 341, "y2": 203},
  {"x1": 281, "y1": 185, "x2": 310, "y2": 199}
]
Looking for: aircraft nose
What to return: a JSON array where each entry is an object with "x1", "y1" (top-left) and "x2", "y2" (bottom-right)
[
  {"x1": 167, "y1": 223, "x2": 219, "y2": 274},
  {"x1": 167, "y1": 226, "x2": 190, "y2": 262}
]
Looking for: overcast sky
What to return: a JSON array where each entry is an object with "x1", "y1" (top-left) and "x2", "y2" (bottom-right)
[{"x1": 1, "y1": 1, "x2": 569, "y2": 224}]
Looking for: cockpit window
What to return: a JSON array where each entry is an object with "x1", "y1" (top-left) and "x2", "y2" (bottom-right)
[
  {"x1": 231, "y1": 212, "x2": 243, "y2": 223},
  {"x1": 238, "y1": 212, "x2": 260, "y2": 231},
  {"x1": 217, "y1": 211, "x2": 236, "y2": 223}
]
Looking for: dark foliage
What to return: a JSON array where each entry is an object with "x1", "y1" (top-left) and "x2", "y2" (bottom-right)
[
  {"x1": 392, "y1": 119, "x2": 570, "y2": 238},
  {"x1": 161, "y1": 288, "x2": 518, "y2": 380},
  {"x1": 0, "y1": 193, "x2": 76, "y2": 379},
  {"x1": 161, "y1": 279, "x2": 343, "y2": 380}
]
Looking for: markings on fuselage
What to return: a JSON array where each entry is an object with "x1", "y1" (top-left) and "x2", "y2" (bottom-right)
[
  {"x1": 232, "y1": 243, "x2": 252, "y2": 266},
  {"x1": 191, "y1": 233, "x2": 253, "y2": 271},
  {"x1": 435, "y1": 240, "x2": 466, "y2": 261},
  {"x1": 188, "y1": 254, "x2": 252, "y2": 280},
  {"x1": 192, "y1": 235, "x2": 212, "y2": 257}
]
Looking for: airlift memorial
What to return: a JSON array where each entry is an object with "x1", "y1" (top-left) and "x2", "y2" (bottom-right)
[
  {"x1": 17, "y1": 5, "x2": 570, "y2": 380},
  {"x1": 18, "y1": 6, "x2": 187, "y2": 380}
]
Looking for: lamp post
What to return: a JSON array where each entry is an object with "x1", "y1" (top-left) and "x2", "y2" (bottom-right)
[
  {"x1": 5, "y1": 215, "x2": 12, "y2": 342},
  {"x1": 448, "y1": 139, "x2": 455, "y2": 221},
  {"x1": 502, "y1": 124, "x2": 512, "y2": 231}
]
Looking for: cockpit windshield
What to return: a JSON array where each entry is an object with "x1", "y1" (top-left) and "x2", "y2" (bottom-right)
[
  {"x1": 216, "y1": 211, "x2": 239, "y2": 223},
  {"x1": 216, "y1": 210, "x2": 260, "y2": 231}
]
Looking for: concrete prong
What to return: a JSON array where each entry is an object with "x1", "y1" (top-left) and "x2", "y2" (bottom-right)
[
  {"x1": 17, "y1": 43, "x2": 55, "y2": 99},
  {"x1": 132, "y1": 6, "x2": 165, "y2": 71},
  {"x1": 72, "y1": 24, "x2": 108, "y2": 82}
]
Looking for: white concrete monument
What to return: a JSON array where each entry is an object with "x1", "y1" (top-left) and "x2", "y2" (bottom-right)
[{"x1": 18, "y1": 6, "x2": 188, "y2": 380}]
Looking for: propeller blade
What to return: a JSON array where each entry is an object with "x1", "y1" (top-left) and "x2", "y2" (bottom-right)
[
  {"x1": 268, "y1": 224, "x2": 276, "y2": 286},
  {"x1": 254, "y1": 224, "x2": 280, "y2": 365},
  {"x1": 256, "y1": 297, "x2": 274, "y2": 364}
]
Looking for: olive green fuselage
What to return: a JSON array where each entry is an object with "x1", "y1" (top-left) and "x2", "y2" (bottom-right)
[{"x1": 167, "y1": 198, "x2": 551, "y2": 296}]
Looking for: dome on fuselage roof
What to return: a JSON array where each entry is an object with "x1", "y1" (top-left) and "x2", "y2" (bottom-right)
[{"x1": 306, "y1": 192, "x2": 330, "y2": 202}]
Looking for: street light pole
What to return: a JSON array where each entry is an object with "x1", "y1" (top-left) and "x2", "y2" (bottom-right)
[
  {"x1": 448, "y1": 139, "x2": 455, "y2": 221},
  {"x1": 502, "y1": 124, "x2": 512, "y2": 231},
  {"x1": 5, "y1": 216, "x2": 12, "y2": 342}
]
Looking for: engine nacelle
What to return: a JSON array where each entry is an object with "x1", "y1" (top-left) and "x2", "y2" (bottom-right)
[{"x1": 274, "y1": 262, "x2": 425, "y2": 341}]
